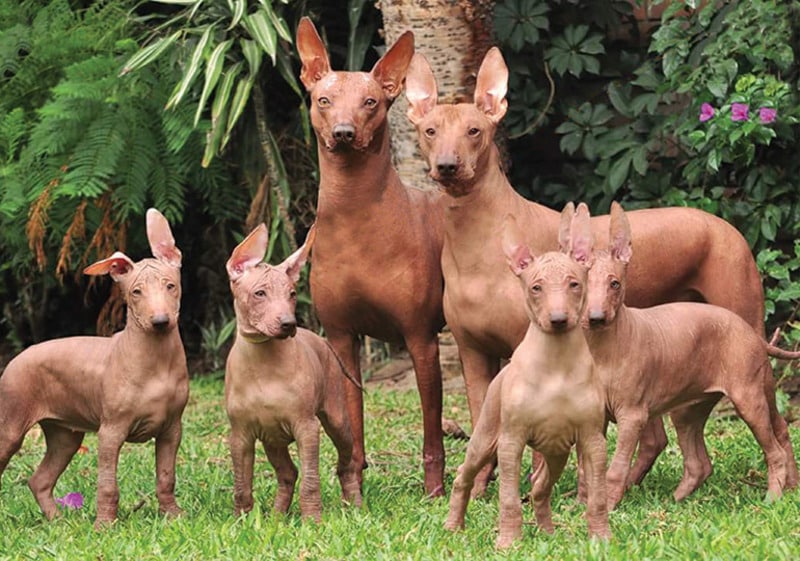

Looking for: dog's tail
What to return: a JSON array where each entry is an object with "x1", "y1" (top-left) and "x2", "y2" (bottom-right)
[
  {"x1": 766, "y1": 327, "x2": 800, "y2": 360},
  {"x1": 324, "y1": 339, "x2": 365, "y2": 392}
]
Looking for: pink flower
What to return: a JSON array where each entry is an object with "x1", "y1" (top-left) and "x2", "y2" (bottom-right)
[
  {"x1": 699, "y1": 103, "x2": 715, "y2": 122},
  {"x1": 731, "y1": 103, "x2": 749, "y2": 122},
  {"x1": 758, "y1": 107, "x2": 777, "y2": 124},
  {"x1": 56, "y1": 492, "x2": 84, "y2": 509}
]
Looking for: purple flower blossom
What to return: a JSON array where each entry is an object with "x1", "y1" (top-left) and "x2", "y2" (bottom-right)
[
  {"x1": 731, "y1": 103, "x2": 749, "y2": 122},
  {"x1": 699, "y1": 102, "x2": 715, "y2": 122},
  {"x1": 56, "y1": 492, "x2": 84, "y2": 509},
  {"x1": 759, "y1": 107, "x2": 777, "y2": 124}
]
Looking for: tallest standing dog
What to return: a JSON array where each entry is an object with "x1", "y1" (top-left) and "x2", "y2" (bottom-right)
[{"x1": 296, "y1": 18, "x2": 447, "y2": 496}]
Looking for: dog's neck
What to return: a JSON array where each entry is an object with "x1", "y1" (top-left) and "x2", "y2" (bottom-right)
[
  {"x1": 316, "y1": 119, "x2": 396, "y2": 209},
  {"x1": 517, "y1": 321, "x2": 590, "y2": 375},
  {"x1": 582, "y1": 304, "x2": 635, "y2": 365}
]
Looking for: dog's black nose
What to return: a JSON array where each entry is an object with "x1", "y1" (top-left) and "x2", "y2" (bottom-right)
[
  {"x1": 332, "y1": 124, "x2": 356, "y2": 143},
  {"x1": 549, "y1": 311, "x2": 568, "y2": 329},
  {"x1": 437, "y1": 160, "x2": 458, "y2": 176},
  {"x1": 151, "y1": 313, "x2": 170, "y2": 328},
  {"x1": 588, "y1": 310, "x2": 606, "y2": 327},
  {"x1": 279, "y1": 316, "x2": 297, "y2": 336}
]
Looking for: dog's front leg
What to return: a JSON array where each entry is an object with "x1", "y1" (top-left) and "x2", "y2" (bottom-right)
[
  {"x1": 154, "y1": 421, "x2": 183, "y2": 518},
  {"x1": 94, "y1": 425, "x2": 127, "y2": 529},
  {"x1": 295, "y1": 419, "x2": 322, "y2": 522}
]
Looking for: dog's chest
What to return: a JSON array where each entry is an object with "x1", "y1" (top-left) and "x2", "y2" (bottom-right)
[
  {"x1": 502, "y1": 366, "x2": 601, "y2": 454},
  {"x1": 444, "y1": 273, "x2": 526, "y2": 354}
]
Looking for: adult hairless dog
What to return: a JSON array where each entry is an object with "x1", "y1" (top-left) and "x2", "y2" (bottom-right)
[
  {"x1": 581, "y1": 202, "x2": 798, "y2": 508},
  {"x1": 297, "y1": 18, "x2": 446, "y2": 496},
  {"x1": 405, "y1": 47, "x2": 767, "y2": 492},
  {"x1": 0, "y1": 209, "x2": 188, "y2": 528}
]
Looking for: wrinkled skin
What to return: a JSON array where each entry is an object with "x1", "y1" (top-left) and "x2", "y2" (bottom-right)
[
  {"x1": 405, "y1": 47, "x2": 766, "y2": 495},
  {"x1": 582, "y1": 202, "x2": 798, "y2": 509},
  {"x1": 445, "y1": 207, "x2": 610, "y2": 547},
  {"x1": 0, "y1": 209, "x2": 189, "y2": 529},
  {"x1": 225, "y1": 224, "x2": 362, "y2": 521},
  {"x1": 297, "y1": 18, "x2": 447, "y2": 497}
]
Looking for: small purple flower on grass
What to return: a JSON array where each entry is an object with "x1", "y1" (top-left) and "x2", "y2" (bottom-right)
[
  {"x1": 759, "y1": 107, "x2": 777, "y2": 124},
  {"x1": 731, "y1": 103, "x2": 749, "y2": 122},
  {"x1": 699, "y1": 102, "x2": 715, "y2": 122},
  {"x1": 56, "y1": 492, "x2": 84, "y2": 509}
]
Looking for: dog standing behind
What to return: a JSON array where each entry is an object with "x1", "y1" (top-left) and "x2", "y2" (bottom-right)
[
  {"x1": 581, "y1": 201, "x2": 799, "y2": 509},
  {"x1": 225, "y1": 224, "x2": 362, "y2": 522},
  {"x1": 0, "y1": 208, "x2": 188, "y2": 528},
  {"x1": 445, "y1": 204, "x2": 609, "y2": 547}
]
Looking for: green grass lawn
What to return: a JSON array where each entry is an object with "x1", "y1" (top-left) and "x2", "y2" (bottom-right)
[{"x1": 1, "y1": 374, "x2": 799, "y2": 560}]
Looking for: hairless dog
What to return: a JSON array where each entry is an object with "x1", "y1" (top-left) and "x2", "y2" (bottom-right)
[
  {"x1": 580, "y1": 201, "x2": 799, "y2": 509},
  {"x1": 225, "y1": 224, "x2": 362, "y2": 521},
  {"x1": 0, "y1": 209, "x2": 188, "y2": 528},
  {"x1": 445, "y1": 204, "x2": 609, "y2": 546},
  {"x1": 297, "y1": 18, "x2": 447, "y2": 496},
  {"x1": 405, "y1": 47, "x2": 768, "y2": 493}
]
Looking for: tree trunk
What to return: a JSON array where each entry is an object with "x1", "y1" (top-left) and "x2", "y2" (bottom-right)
[{"x1": 378, "y1": 0, "x2": 495, "y2": 191}]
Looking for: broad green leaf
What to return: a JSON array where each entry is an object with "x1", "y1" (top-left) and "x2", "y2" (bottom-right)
[
  {"x1": 194, "y1": 39, "x2": 232, "y2": 127},
  {"x1": 166, "y1": 26, "x2": 214, "y2": 110},
  {"x1": 632, "y1": 146, "x2": 649, "y2": 176},
  {"x1": 262, "y1": 0, "x2": 292, "y2": 42},
  {"x1": 227, "y1": 0, "x2": 245, "y2": 30},
  {"x1": 119, "y1": 31, "x2": 181, "y2": 75},
  {"x1": 244, "y1": 9, "x2": 277, "y2": 64},
  {"x1": 240, "y1": 38, "x2": 263, "y2": 77},
  {"x1": 211, "y1": 61, "x2": 242, "y2": 124},
  {"x1": 222, "y1": 74, "x2": 255, "y2": 148},
  {"x1": 607, "y1": 152, "x2": 632, "y2": 192}
]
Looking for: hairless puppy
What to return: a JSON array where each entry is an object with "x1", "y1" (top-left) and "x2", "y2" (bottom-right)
[
  {"x1": 445, "y1": 204, "x2": 609, "y2": 547},
  {"x1": 225, "y1": 224, "x2": 361, "y2": 522},
  {"x1": 580, "y1": 201, "x2": 799, "y2": 509},
  {"x1": 0, "y1": 209, "x2": 188, "y2": 528}
]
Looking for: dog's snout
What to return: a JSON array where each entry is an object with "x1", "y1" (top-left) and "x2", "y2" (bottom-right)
[
  {"x1": 436, "y1": 159, "x2": 458, "y2": 177},
  {"x1": 279, "y1": 316, "x2": 297, "y2": 337},
  {"x1": 549, "y1": 311, "x2": 568, "y2": 329},
  {"x1": 151, "y1": 313, "x2": 170, "y2": 328},
  {"x1": 332, "y1": 124, "x2": 356, "y2": 143},
  {"x1": 588, "y1": 309, "x2": 606, "y2": 327}
]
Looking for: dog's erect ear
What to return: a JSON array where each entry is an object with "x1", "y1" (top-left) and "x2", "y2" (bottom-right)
[
  {"x1": 474, "y1": 47, "x2": 508, "y2": 124},
  {"x1": 297, "y1": 17, "x2": 332, "y2": 91},
  {"x1": 146, "y1": 208, "x2": 182, "y2": 268},
  {"x1": 406, "y1": 53, "x2": 438, "y2": 125},
  {"x1": 609, "y1": 201, "x2": 632, "y2": 264},
  {"x1": 371, "y1": 31, "x2": 414, "y2": 100},
  {"x1": 280, "y1": 223, "x2": 316, "y2": 284},
  {"x1": 84, "y1": 252, "x2": 136, "y2": 282},
  {"x1": 557, "y1": 201, "x2": 576, "y2": 254},
  {"x1": 501, "y1": 214, "x2": 534, "y2": 276},
  {"x1": 226, "y1": 224, "x2": 268, "y2": 282},
  {"x1": 569, "y1": 203, "x2": 593, "y2": 265}
]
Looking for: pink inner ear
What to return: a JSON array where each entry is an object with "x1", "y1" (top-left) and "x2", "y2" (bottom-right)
[{"x1": 84, "y1": 252, "x2": 135, "y2": 277}]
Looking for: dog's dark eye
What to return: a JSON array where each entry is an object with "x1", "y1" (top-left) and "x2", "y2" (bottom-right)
[
  {"x1": 254, "y1": 290, "x2": 266, "y2": 298},
  {"x1": 569, "y1": 281, "x2": 580, "y2": 290},
  {"x1": 531, "y1": 284, "x2": 542, "y2": 293},
  {"x1": 364, "y1": 97, "x2": 377, "y2": 108},
  {"x1": 131, "y1": 287, "x2": 142, "y2": 296},
  {"x1": 610, "y1": 280, "x2": 621, "y2": 290},
  {"x1": 318, "y1": 97, "x2": 330, "y2": 107},
  {"x1": 289, "y1": 290, "x2": 297, "y2": 299},
  {"x1": 468, "y1": 127, "x2": 480, "y2": 137},
  {"x1": 425, "y1": 128, "x2": 436, "y2": 137},
  {"x1": 166, "y1": 283, "x2": 176, "y2": 291}
]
